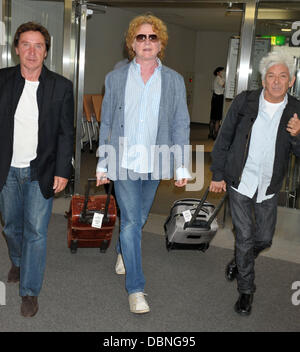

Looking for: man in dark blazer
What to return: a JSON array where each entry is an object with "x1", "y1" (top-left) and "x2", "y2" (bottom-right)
[{"x1": 0, "y1": 22, "x2": 74, "y2": 317}]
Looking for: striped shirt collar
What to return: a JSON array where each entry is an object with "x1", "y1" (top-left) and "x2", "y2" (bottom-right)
[{"x1": 131, "y1": 57, "x2": 162, "y2": 72}]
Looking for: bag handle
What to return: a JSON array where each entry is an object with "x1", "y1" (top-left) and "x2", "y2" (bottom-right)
[
  {"x1": 81, "y1": 178, "x2": 113, "y2": 221},
  {"x1": 183, "y1": 187, "x2": 227, "y2": 229}
]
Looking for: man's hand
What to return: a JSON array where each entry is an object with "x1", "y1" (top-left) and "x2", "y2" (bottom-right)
[
  {"x1": 175, "y1": 178, "x2": 188, "y2": 187},
  {"x1": 287, "y1": 113, "x2": 300, "y2": 136},
  {"x1": 209, "y1": 180, "x2": 226, "y2": 193},
  {"x1": 96, "y1": 172, "x2": 110, "y2": 186},
  {"x1": 53, "y1": 176, "x2": 69, "y2": 194}
]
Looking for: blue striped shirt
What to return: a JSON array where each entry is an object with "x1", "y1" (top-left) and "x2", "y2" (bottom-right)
[{"x1": 121, "y1": 58, "x2": 162, "y2": 173}]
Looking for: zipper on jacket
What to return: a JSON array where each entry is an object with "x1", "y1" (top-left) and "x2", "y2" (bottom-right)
[{"x1": 239, "y1": 126, "x2": 253, "y2": 182}]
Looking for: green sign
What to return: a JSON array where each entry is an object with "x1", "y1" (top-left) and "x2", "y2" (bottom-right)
[{"x1": 261, "y1": 36, "x2": 286, "y2": 46}]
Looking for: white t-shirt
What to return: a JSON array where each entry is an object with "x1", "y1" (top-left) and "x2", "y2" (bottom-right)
[
  {"x1": 263, "y1": 96, "x2": 285, "y2": 119},
  {"x1": 11, "y1": 80, "x2": 40, "y2": 168},
  {"x1": 213, "y1": 75, "x2": 225, "y2": 95}
]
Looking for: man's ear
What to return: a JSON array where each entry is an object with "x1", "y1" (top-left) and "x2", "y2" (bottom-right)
[{"x1": 289, "y1": 75, "x2": 296, "y2": 88}]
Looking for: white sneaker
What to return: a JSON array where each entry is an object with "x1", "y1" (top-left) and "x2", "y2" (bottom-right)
[
  {"x1": 128, "y1": 292, "x2": 150, "y2": 314},
  {"x1": 115, "y1": 254, "x2": 125, "y2": 275}
]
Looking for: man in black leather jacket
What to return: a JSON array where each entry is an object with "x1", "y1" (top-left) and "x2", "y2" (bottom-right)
[{"x1": 209, "y1": 51, "x2": 300, "y2": 316}]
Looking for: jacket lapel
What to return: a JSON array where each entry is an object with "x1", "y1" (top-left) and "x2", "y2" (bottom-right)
[
  {"x1": 157, "y1": 65, "x2": 169, "y2": 127},
  {"x1": 37, "y1": 66, "x2": 55, "y2": 128},
  {"x1": 116, "y1": 65, "x2": 130, "y2": 129},
  {"x1": 244, "y1": 89, "x2": 261, "y2": 119},
  {"x1": 275, "y1": 94, "x2": 294, "y2": 140},
  {"x1": 11, "y1": 65, "x2": 25, "y2": 118}
]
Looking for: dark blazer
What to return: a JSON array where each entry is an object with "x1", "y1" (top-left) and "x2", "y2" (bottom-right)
[
  {"x1": 0, "y1": 65, "x2": 74, "y2": 199},
  {"x1": 211, "y1": 88, "x2": 300, "y2": 195}
]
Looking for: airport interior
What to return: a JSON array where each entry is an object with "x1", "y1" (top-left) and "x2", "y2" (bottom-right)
[{"x1": 0, "y1": 0, "x2": 300, "y2": 332}]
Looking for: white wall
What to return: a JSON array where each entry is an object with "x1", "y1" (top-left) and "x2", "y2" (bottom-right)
[
  {"x1": 84, "y1": 7, "x2": 196, "y2": 101},
  {"x1": 10, "y1": 0, "x2": 64, "y2": 74},
  {"x1": 84, "y1": 7, "x2": 134, "y2": 94},
  {"x1": 163, "y1": 21, "x2": 196, "y2": 76},
  {"x1": 192, "y1": 30, "x2": 236, "y2": 123}
]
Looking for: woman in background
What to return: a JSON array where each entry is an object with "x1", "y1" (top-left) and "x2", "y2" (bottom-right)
[{"x1": 209, "y1": 66, "x2": 225, "y2": 140}]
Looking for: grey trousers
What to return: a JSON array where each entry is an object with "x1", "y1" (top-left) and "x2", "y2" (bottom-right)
[{"x1": 228, "y1": 187, "x2": 278, "y2": 294}]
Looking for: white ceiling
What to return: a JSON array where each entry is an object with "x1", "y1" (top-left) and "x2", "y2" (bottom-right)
[
  {"x1": 88, "y1": 1, "x2": 300, "y2": 34},
  {"x1": 88, "y1": 2, "x2": 243, "y2": 32},
  {"x1": 121, "y1": 6, "x2": 243, "y2": 32}
]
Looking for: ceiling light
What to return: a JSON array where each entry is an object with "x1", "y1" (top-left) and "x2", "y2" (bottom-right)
[
  {"x1": 226, "y1": 2, "x2": 243, "y2": 13},
  {"x1": 281, "y1": 28, "x2": 291, "y2": 32}
]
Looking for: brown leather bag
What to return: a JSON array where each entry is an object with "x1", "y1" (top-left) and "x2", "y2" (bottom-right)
[{"x1": 66, "y1": 179, "x2": 117, "y2": 253}]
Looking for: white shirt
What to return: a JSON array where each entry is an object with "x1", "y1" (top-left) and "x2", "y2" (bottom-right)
[
  {"x1": 213, "y1": 75, "x2": 225, "y2": 95},
  {"x1": 233, "y1": 91, "x2": 287, "y2": 203},
  {"x1": 11, "y1": 80, "x2": 39, "y2": 168}
]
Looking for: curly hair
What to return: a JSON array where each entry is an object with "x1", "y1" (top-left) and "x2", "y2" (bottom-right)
[
  {"x1": 259, "y1": 50, "x2": 296, "y2": 81},
  {"x1": 14, "y1": 22, "x2": 51, "y2": 52},
  {"x1": 126, "y1": 14, "x2": 168, "y2": 61}
]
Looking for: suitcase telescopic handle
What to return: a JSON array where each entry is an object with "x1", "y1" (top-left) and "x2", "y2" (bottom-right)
[
  {"x1": 183, "y1": 187, "x2": 227, "y2": 230},
  {"x1": 82, "y1": 178, "x2": 113, "y2": 221}
]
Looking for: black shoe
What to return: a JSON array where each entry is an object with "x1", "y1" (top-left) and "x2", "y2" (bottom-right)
[
  {"x1": 225, "y1": 258, "x2": 237, "y2": 281},
  {"x1": 7, "y1": 264, "x2": 20, "y2": 283},
  {"x1": 234, "y1": 294, "x2": 253, "y2": 316},
  {"x1": 21, "y1": 296, "x2": 39, "y2": 317}
]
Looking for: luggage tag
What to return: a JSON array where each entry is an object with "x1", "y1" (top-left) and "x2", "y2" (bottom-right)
[
  {"x1": 182, "y1": 209, "x2": 192, "y2": 223},
  {"x1": 92, "y1": 212, "x2": 104, "y2": 228}
]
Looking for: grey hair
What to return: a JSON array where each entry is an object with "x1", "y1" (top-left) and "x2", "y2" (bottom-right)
[{"x1": 259, "y1": 50, "x2": 296, "y2": 81}]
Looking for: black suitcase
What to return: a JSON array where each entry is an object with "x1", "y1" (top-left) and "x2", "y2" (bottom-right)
[{"x1": 164, "y1": 187, "x2": 227, "y2": 251}]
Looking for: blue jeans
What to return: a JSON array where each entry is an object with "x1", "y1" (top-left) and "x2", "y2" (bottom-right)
[
  {"x1": 0, "y1": 167, "x2": 53, "y2": 296},
  {"x1": 114, "y1": 173, "x2": 160, "y2": 294}
]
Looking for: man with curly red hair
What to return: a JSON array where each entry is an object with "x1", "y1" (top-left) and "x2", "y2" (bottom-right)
[{"x1": 96, "y1": 14, "x2": 191, "y2": 314}]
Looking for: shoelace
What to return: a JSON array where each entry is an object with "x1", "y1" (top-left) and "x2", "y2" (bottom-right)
[{"x1": 131, "y1": 293, "x2": 148, "y2": 308}]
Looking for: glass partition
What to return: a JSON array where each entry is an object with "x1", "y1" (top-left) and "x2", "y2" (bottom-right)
[
  {"x1": 5, "y1": 0, "x2": 65, "y2": 75},
  {"x1": 251, "y1": 1, "x2": 300, "y2": 98},
  {"x1": 252, "y1": 1, "x2": 300, "y2": 208}
]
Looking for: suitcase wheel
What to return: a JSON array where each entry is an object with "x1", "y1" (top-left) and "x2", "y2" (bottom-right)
[
  {"x1": 70, "y1": 240, "x2": 78, "y2": 254},
  {"x1": 99, "y1": 240, "x2": 109, "y2": 253},
  {"x1": 199, "y1": 243, "x2": 210, "y2": 252}
]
